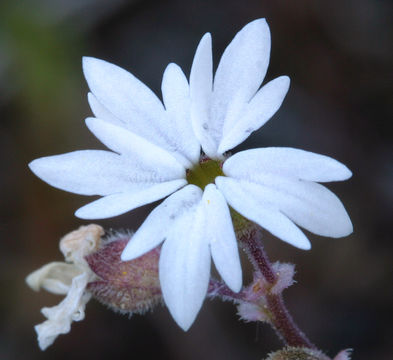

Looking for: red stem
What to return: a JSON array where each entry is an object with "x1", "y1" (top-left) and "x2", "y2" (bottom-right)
[{"x1": 239, "y1": 224, "x2": 315, "y2": 348}]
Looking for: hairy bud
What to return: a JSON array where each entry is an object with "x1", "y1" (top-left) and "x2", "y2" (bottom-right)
[
  {"x1": 264, "y1": 347, "x2": 352, "y2": 360},
  {"x1": 86, "y1": 232, "x2": 162, "y2": 315},
  {"x1": 264, "y1": 346, "x2": 330, "y2": 360}
]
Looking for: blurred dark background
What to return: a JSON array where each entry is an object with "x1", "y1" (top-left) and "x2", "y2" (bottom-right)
[{"x1": 0, "y1": 0, "x2": 392, "y2": 359}]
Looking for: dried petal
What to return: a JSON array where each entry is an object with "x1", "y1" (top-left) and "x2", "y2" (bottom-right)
[
  {"x1": 60, "y1": 224, "x2": 104, "y2": 264},
  {"x1": 35, "y1": 272, "x2": 91, "y2": 350},
  {"x1": 26, "y1": 262, "x2": 82, "y2": 295}
]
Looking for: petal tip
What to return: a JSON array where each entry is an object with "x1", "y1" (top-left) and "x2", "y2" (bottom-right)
[
  {"x1": 301, "y1": 243, "x2": 312, "y2": 251},
  {"x1": 202, "y1": 32, "x2": 212, "y2": 41},
  {"x1": 290, "y1": 236, "x2": 312, "y2": 251},
  {"x1": 120, "y1": 240, "x2": 144, "y2": 262},
  {"x1": 82, "y1": 56, "x2": 97, "y2": 65},
  {"x1": 228, "y1": 277, "x2": 242, "y2": 293},
  {"x1": 343, "y1": 167, "x2": 353, "y2": 180},
  {"x1": 280, "y1": 75, "x2": 291, "y2": 87},
  {"x1": 120, "y1": 248, "x2": 131, "y2": 262},
  {"x1": 164, "y1": 62, "x2": 181, "y2": 73},
  {"x1": 82, "y1": 57, "x2": 107, "y2": 80},
  {"x1": 338, "y1": 218, "x2": 354, "y2": 237},
  {"x1": 84, "y1": 116, "x2": 95, "y2": 127},
  {"x1": 244, "y1": 18, "x2": 270, "y2": 35},
  {"x1": 28, "y1": 157, "x2": 50, "y2": 178},
  {"x1": 75, "y1": 205, "x2": 102, "y2": 220},
  {"x1": 74, "y1": 208, "x2": 88, "y2": 219},
  {"x1": 82, "y1": 56, "x2": 96, "y2": 71},
  {"x1": 28, "y1": 158, "x2": 39, "y2": 173},
  {"x1": 173, "y1": 313, "x2": 194, "y2": 332},
  {"x1": 197, "y1": 32, "x2": 212, "y2": 50},
  {"x1": 251, "y1": 18, "x2": 268, "y2": 26}
]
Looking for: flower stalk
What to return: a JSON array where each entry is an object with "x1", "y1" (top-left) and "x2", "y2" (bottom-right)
[{"x1": 233, "y1": 214, "x2": 315, "y2": 348}]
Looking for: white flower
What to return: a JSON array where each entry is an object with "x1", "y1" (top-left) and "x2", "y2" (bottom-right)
[
  {"x1": 29, "y1": 19, "x2": 353, "y2": 331},
  {"x1": 26, "y1": 225, "x2": 103, "y2": 350}
]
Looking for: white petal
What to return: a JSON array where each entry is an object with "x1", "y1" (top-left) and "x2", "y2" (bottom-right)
[
  {"x1": 159, "y1": 203, "x2": 210, "y2": 331},
  {"x1": 86, "y1": 118, "x2": 186, "y2": 179},
  {"x1": 211, "y1": 19, "x2": 271, "y2": 154},
  {"x1": 75, "y1": 179, "x2": 187, "y2": 219},
  {"x1": 222, "y1": 174, "x2": 352, "y2": 238},
  {"x1": 161, "y1": 63, "x2": 200, "y2": 164},
  {"x1": 29, "y1": 150, "x2": 155, "y2": 196},
  {"x1": 83, "y1": 57, "x2": 178, "y2": 156},
  {"x1": 190, "y1": 33, "x2": 217, "y2": 158},
  {"x1": 202, "y1": 184, "x2": 242, "y2": 292},
  {"x1": 87, "y1": 92, "x2": 123, "y2": 127},
  {"x1": 216, "y1": 177, "x2": 311, "y2": 250},
  {"x1": 276, "y1": 181, "x2": 353, "y2": 238},
  {"x1": 223, "y1": 147, "x2": 352, "y2": 182},
  {"x1": 214, "y1": 19, "x2": 271, "y2": 108},
  {"x1": 121, "y1": 185, "x2": 203, "y2": 261},
  {"x1": 89, "y1": 88, "x2": 192, "y2": 170},
  {"x1": 218, "y1": 76, "x2": 290, "y2": 153}
]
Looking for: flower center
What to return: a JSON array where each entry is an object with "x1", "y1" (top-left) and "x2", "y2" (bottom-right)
[{"x1": 186, "y1": 159, "x2": 224, "y2": 190}]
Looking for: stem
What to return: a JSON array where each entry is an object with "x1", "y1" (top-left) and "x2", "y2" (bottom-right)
[
  {"x1": 208, "y1": 278, "x2": 245, "y2": 302},
  {"x1": 239, "y1": 224, "x2": 315, "y2": 349},
  {"x1": 266, "y1": 294, "x2": 314, "y2": 348}
]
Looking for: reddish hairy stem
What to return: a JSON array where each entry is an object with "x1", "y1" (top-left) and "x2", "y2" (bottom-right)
[
  {"x1": 266, "y1": 294, "x2": 314, "y2": 348},
  {"x1": 239, "y1": 224, "x2": 315, "y2": 349},
  {"x1": 208, "y1": 278, "x2": 245, "y2": 301}
]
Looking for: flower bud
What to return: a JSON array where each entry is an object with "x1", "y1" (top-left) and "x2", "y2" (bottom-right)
[
  {"x1": 264, "y1": 347, "x2": 352, "y2": 360},
  {"x1": 264, "y1": 346, "x2": 331, "y2": 360},
  {"x1": 86, "y1": 233, "x2": 162, "y2": 315}
]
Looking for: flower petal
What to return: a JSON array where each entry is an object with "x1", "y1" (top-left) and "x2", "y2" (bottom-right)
[
  {"x1": 75, "y1": 179, "x2": 187, "y2": 219},
  {"x1": 216, "y1": 177, "x2": 311, "y2": 250},
  {"x1": 223, "y1": 147, "x2": 352, "y2": 182},
  {"x1": 121, "y1": 185, "x2": 203, "y2": 261},
  {"x1": 274, "y1": 180, "x2": 353, "y2": 238},
  {"x1": 85, "y1": 118, "x2": 186, "y2": 179},
  {"x1": 87, "y1": 92, "x2": 123, "y2": 127},
  {"x1": 83, "y1": 57, "x2": 163, "y2": 129},
  {"x1": 83, "y1": 57, "x2": 184, "y2": 158},
  {"x1": 222, "y1": 173, "x2": 352, "y2": 238},
  {"x1": 202, "y1": 184, "x2": 242, "y2": 292},
  {"x1": 213, "y1": 19, "x2": 271, "y2": 110},
  {"x1": 211, "y1": 19, "x2": 271, "y2": 153},
  {"x1": 190, "y1": 33, "x2": 217, "y2": 158},
  {"x1": 159, "y1": 202, "x2": 210, "y2": 331},
  {"x1": 218, "y1": 172, "x2": 353, "y2": 240},
  {"x1": 29, "y1": 150, "x2": 157, "y2": 196},
  {"x1": 218, "y1": 76, "x2": 290, "y2": 153},
  {"x1": 161, "y1": 63, "x2": 200, "y2": 165}
]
